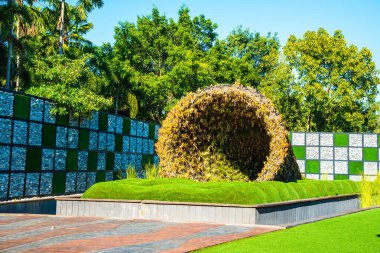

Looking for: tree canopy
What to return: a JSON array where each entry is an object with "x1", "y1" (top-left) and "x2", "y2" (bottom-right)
[{"x1": 1, "y1": 3, "x2": 379, "y2": 131}]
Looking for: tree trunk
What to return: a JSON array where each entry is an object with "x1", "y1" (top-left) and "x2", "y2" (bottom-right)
[
  {"x1": 59, "y1": 0, "x2": 65, "y2": 55},
  {"x1": 6, "y1": 0, "x2": 15, "y2": 90},
  {"x1": 15, "y1": 0, "x2": 22, "y2": 91},
  {"x1": 307, "y1": 113, "x2": 311, "y2": 132},
  {"x1": 115, "y1": 85, "x2": 119, "y2": 115}
]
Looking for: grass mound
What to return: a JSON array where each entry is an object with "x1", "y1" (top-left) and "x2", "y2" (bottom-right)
[{"x1": 82, "y1": 179, "x2": 359, "y2": 205}]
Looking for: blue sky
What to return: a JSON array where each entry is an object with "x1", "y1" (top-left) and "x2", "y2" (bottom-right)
[
  {"x1": 83, "y1": 0, "x2": 380, "y2": 69},
  {"x1": 81, "y1": 0, "x2": 380, "y2": 101}
]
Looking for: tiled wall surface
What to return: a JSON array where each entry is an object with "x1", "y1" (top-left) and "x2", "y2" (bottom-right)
[
  {"x1": 0, "y1": 89, "x2": 159, "y2": 200},
  {"x1": 291, "y1": 132, "x2": 379, "y2": 181},
  {"x1": 1, "y1": 88, "x2": 376, "y2": 200}
]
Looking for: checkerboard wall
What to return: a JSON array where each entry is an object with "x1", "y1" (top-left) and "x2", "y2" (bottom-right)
[
  {"x1": 291, "y1": 132, "x2": 379, "y2": 181},
  {"x1": 0, "y1": 89, "x2": 159, "y2": 200}
]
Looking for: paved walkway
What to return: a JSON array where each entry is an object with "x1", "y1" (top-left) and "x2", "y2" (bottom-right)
[{"x1": 0, "y1": 214, "x2": 282, "y2": 252}]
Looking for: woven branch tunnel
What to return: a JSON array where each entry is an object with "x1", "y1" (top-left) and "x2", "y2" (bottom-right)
[{"x1": 156, "y1": 85, "x2": 301, "y2": 182}]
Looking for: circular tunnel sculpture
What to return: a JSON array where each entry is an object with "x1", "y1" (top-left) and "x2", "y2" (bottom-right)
[{"x1": 156, "y1": 85, "x2": 301, "y2": 182}]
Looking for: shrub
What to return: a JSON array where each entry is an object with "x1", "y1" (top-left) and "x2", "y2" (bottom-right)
[{"x1": 156, "y1": 85, "x2": 301, "y2": 182}]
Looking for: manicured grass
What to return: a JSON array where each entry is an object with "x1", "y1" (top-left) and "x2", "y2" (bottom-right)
[
  {"x1": 82, "y1": 178, "x2": 359, "y2": 205},
  {"x1": 197, "y1": 208, "x2": 380, "y2": 253}
]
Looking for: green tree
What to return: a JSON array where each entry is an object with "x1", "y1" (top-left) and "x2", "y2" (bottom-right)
[
  {"x1": 54, "y1": 0, "x2": 103, "y2": 55},
  {"x1": 26, "y1": 54, "x2": 112, "y2": 117},
  {"x1": 113, "y1": 7, "x2": 218, "y2": 122},
  {"x1": 283, "y1": 28, "x2": 379, "y2": 132},
  {"x1": 208, "y1": 26, "x2": 280, "y2": 87}
]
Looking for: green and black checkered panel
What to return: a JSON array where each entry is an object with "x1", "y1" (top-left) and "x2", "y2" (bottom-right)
[{"x1": 291, "y1": 132, "x2": 379, "y2": 181}]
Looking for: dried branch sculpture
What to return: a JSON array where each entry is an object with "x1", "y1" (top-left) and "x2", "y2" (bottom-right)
[{"x1": 156, "y1": 85, "x2": 301, "y2": 182}]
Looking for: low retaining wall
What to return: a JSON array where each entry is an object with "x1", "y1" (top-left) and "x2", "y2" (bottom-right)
[
  {"x1": 56, "y1": 194, "x2": 360, "y2": 226},
  {"x1": 0, "y1": 198, "x2": 57, "y2": 214}
]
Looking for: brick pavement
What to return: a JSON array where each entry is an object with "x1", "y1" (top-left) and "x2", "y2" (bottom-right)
[{"x1": 0, "y1": 214, "x2": 283, "y2": 252}]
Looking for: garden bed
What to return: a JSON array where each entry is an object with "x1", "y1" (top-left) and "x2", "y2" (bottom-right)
[
  {"x1": 55, "y1": 179, "x2": 361, "y2": 226},
  {"x1": 81, "y1": 178, "x2": 359, "y2": 205}
]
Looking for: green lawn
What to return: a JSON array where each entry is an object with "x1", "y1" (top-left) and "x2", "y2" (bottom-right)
[
  {"x1": 82, "y1": 178, "x2": 359, "y2": 205},
  {"x1": 197, "y1": 208, "x2": 380, "y2": 253}
]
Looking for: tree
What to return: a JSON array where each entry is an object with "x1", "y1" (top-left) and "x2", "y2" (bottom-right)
[
  {"x1": 26, "y1": 54, "x2": 112, "y2": 117},
  {"x1": 113, "y1": 7, "x2": 218, "y2": 122},
  {"x1": 55, "y1": 0, "x2": 103, "y2": 55},
  {"x1": 208, "y1": 26, "x2": 280, "y2": 87},
  {"x1": 283, "y1": 28, "x2": 379, "y2": 132}
]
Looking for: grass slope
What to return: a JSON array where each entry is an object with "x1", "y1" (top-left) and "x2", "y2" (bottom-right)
[
  {"x1": 197, "y1": 208, "x2": 380, "y2": 253},
  {"x1": 82, "y1": 178, "x2": 359, "y2": 205}
]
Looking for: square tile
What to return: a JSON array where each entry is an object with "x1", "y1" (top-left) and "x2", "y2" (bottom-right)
[
  {"x1": 0, "y1": 118, "x2": 12, "y2": 144},
  {"x1": 349, "y1": 148, "x2": 362, "y2": 161},
  {"x1": 42, "y1": 149, "x2": 54, "y2": 170},
  {"x1": 89, "y1": 112, "x2": 99, "y2": 130},
  {"x1": 52, "y1": 172, "x2": 66, "y2": 194},
  {"x1": 334, "y1": 147, "x2": 348, "y2": 160},
  {"x1": 363, "y1": 148, "x2": 378, "y2": 161},
  {"x1": 0, "y1": 90, "x2": 14, "y2": 117},
  {"x1": 108, "y1": 115, "x2": 116, "y2": 132},
  {"x1": 306, "y1": 147, "x2": 319, "y2": 159},
  {"x1": 320, "y1": 133, "x2": 333, "y2": 146},
  {"x1": 87, "y1": 172, "x2": 96, "y2": 189},
  {"x1": 306, "y1": 174, "x2": 319, "y2": 180},
  {"x1": 26, "y1": 147, "x2": 42, "y2": 172},
  {"x1": 28, "y1": 123, "x2": 42, "y2": 146},
  {"x1": 55, "y1": 150, "x2": 67, "y2": 170},
  {"x1": 363, "y1": 134, "x2": 377, "y2": 147},
  {"x1": 292, "y1": 133, "x2": 305, "y2": 146},
  {"x1": 30, "y1": 97, "x2": 44, "y2": 122},
  {"x1": 320, "y1": 161, "x2": 333, "y2": 174},
  {"x1": 320, "y1": 174, "x2": 333, "y2": 180},
  {"x1": 44, "y1": 102, "x2": 56, "y2": 123},
  {"x1": 9, "y1": 173, "x2": 25, "y2": 198},
  {"x1": 349, "y1": 175, "x2": 362, "y2": 182},
  {"x1": 14, "y1": 94, "x2": 30, "y2": 120},
  {"x1": 0, "y1": 146, "x2": 10, "y2": 171},
  {"x1": 11, "y1": 147, "x2": 26, "y2": 171},
  {"x1": 364, "y1": 162, "x2": 378, "y2": 175},
  {"x1": 25, "y1": 173, "x2": 39, "y2": 196},
  {"x1": 293, "y1": 146, "x2": 305, "y2": 159},
  {"x1": 40, "y1": 173, "x2": 53, "y2": 195},
  {"x1": 0, "y1": 174, "x2": 9, "y2": 198},
  {"x1": 320, "y1": 147, "x2": 333, "y2": 160},
  {"x1": 349, "y1": 161, "x2": 363, "y2": 175},
  {"x1": 334, "y1": 174, "x2": 349, "y2": 180},
  {"x1": 13, "y1": 120, "x2": 28, "y2": 145},
  {"x1": 306, "y1": 133, "x2": 319, "y2": 146},
  {"x1": 349, "y1": 134, "x2": 362, "y2": 147},
  {"x1": 335, "y1": 161, "x2": 348, "y2": 174},
  {"x1": 65, "y1": 172, "x2": 76, "y2": 193},
  {"x1": 56, "y1": 127, "x2": 68, "y2": 148},
  {"x1": 78, "y1": 129, "x2": 89, "y2": 150},
  {"x1": 77, "y1": 172, "x2": 87, "y2": 192},
  {"x1": 306, "y1": 160, "x2": 319, "y2": 173},
  {"x1": 334, "y1": 133, "x2": 348, "y2": 147}
]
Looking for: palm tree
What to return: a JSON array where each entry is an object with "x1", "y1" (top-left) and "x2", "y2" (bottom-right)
[
  {"x1": 0, "y1": 0, "x2": 43, "y2": 90},
  {"x1": 56, "y1": 0, "x2": 103, "y2": 55}
]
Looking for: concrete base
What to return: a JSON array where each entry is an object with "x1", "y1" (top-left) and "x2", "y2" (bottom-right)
[
  {"x1": 56, "y1": 194, "x2": 360, "y2": 226},
  {"x1": 0, "y1": 198, "x2": 56, "y2": 214}
]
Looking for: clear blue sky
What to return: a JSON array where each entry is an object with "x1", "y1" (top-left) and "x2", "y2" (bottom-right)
[
  {"x1": 87, "y1": 0, "x2": 380, "y2": 65},
  {"x1": 83, "y1": 0, "x2": 380, "y2": 69}
]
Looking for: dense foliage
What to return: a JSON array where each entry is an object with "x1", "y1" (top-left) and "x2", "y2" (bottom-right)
[
  {"x1": 1, "y1": 3, "x2": 379, "y2": 130},
  {"x1": 156, "y1": 85, "x2": 301, "y2": 182},
  {"x1": 82, "y1": 178, "x2": 359, "y2": 205}
]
